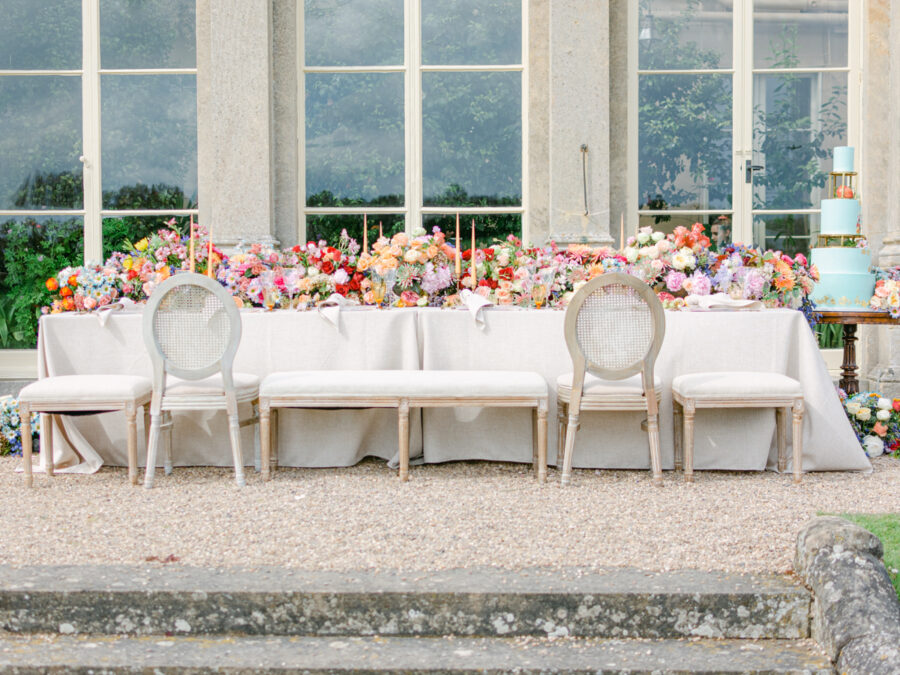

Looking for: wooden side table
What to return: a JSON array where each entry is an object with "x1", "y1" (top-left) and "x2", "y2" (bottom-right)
[{"x1": 817, "y1": 310, "x2": 900, "y2": 394}]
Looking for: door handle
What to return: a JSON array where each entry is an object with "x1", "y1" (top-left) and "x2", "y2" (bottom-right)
[{"x1": 745, "y1": 159, "x2": 764, "y2": 183}]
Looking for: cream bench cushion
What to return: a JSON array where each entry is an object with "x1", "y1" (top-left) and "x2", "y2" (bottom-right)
[
  {"x1": 19, "y1": 375, "x2": 152, "y2": 405},
  {"x1": 259, "y1": 369, "x2": 549, "y2": 483},
  {"x1": 672, "y1": 371, "x2": 802, "y2": 399}
]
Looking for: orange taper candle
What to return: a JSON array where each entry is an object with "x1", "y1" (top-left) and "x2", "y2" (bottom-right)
[
  {"x1": 455, "y1": 213, "x2": 461, "y2": 277},
  {"x1": 189, "y1": 214, "x2": 195, "y2": 273},
  {"x1": 363, "y1": 213, "x2": 368, "y2": 253},
  {"x1": 470, "y1": 219, "x2": 477, "y2": 287},
  {"x1": 207, "y1": 223, "x2": 214, "y2": 278}
]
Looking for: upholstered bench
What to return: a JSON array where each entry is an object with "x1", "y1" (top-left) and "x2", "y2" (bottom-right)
[
  {"x1": 259, "y1": 370, "x2": 549, "y2": 482},
  {"x1": 671, "y1": 371, "x2": 804, "y2": 483}
]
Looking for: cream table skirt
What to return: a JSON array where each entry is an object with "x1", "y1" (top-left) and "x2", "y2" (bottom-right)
[{"x1": 35, "y1": 307, "x2": 870, "y2": 473}]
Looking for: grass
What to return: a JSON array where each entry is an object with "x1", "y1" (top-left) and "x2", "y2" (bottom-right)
[{"x1": 841, "y1": 513, "x2": 900, "y2": 601}]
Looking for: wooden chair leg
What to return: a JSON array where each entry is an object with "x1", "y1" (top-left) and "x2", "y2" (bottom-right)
[
  {"x1": 144, "y1": 414, "x2": 162, "y2": 489},
  {"x1": 144, "y1": 406, "x2": 151, "y2": 456},
  {"x1": 126, "y1": 404, "x2": 138, "y2": 486},
  {"x1": 556, "y1": 402, "x2": 567, "y2": 469},
  {"x1": 673, "y1": 400, "x2": 683, "y2": 473},
  {"x1": 792, "y1": 398, "x2": 804, "y2": 484},
  {"x1": 271, "y1": 409, "x2": 279, "y2": 473},
  {"x1": 561, "y1": 411, "x2": 579, "y2": 486},
  {"x1": 398, "y1": 400, "x2": 410, "y2": 482},
  {"x1": 683, "y1": 401, "x2": 695, "y2": 483},
  {"x1": 260, "y1": 403, "x2": 271, "y2": 482},
  {"x1": 20, "y1": 404, "x2": 32, "y2": 488},
  {"x1": 531, "y1": 408, "x2": 538, "y2": 477},
  {"x1": 537, "y1": 402, "x2": 548, "y2": 484},
  {"x1": 227, "y1": 414, "x2": 246, "y2": 487},
  {"x1": 43, "y1": 413, "x2": 54, "y2": 477},
  {"x1": 163, "y1": 411, "x2": 173, "y2": 476},
  {"x1": 252, "y1": 400, "x2": 261, "y2": 472},
  {"x1": 776, "y1": 407, "x2": 787, "y2": 473},
  {"x1": 647, "y1": 413, "x2": 662, "y2": 487}
]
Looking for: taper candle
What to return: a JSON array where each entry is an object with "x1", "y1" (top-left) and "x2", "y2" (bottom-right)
[
  {"x1": 455, "y1": 213, "x2": 461, "y2": 277},
  {"x1": 363, "y1": 213, "x2": 368, "y2": 253},
  {"x1": 470, "y1": 219, "x2": 477, "y2": 287},
  {"x1": 189, "y1": 214, "x2": 195, "y2": 273},
  {"x1": 379, "y1": 221, "x2": 383, "y2": 239},
  {"x1": 207, "y1": 223, "x2": 214, "y2": 278}
]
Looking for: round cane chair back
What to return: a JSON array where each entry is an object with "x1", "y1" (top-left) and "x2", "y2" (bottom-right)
[
  {"x1": 564, "y1": 272, "x2": 665, "y2": 380},
  {"x1": 143, "y1": 273, "x2": 241, "y2": 382}
]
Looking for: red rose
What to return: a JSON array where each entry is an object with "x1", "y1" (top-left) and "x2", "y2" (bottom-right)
[
  {"x1": 349, "y1": 276, "x2": 361, "y2": 291},
  {"x1": 321, "y1": 260, "x2": 335, "y2": 274},
  {"x1": 498, "y1": 266, "x2": 514, "y2": 281},
  {"x1": 335, "y1": 284, "x2": 349, "y2": 295},
  {"x1": 483, "y1": 249, "x2": 494, "y2": 261}
]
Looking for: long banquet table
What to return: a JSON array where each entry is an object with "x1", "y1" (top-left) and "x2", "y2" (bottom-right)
[{"x1": 36, "y1": 306, "x2": 871, "y2": 474}]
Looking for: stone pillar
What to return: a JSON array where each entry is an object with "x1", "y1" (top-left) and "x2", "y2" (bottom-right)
[
  {"x1": 866, "y1": 0, "x2": 900, "y2": 395},
  {"x1": 544, "y1": 1, "x2": 613, "y2": 246},
  {"x1": 196, "y1": 0, "x2": 276, "y2": 248}
]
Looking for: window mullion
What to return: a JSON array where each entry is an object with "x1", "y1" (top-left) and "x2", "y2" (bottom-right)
[
  {"x1": 82, "y1": 0, "x2": 102, "y2": 262},
  {"x1": 405, "y1": 0, "x2": 422, "y2": 234}
]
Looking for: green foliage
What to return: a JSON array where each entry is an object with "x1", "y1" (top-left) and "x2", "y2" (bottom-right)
[
  {"x1": 815, "y1": 323, "x2": 843, "y2": 349},
  {"x1": 841, "y1": 514, "x2": 900, "y2": 601}
]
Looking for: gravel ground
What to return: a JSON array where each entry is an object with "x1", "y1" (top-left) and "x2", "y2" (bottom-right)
[{"x1": 3, "y1": 455, "x2": 898, "y2": 573}]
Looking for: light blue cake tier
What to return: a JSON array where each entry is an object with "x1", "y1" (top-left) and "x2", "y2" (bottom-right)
[
  {"x1": 821, "y1": 198, "x2": 860, "y2": 235},
  {"x1": 810, "y1": 247, "x2": 875, "y2": 310},
  {"x1": 833, "y1": 146, "x2": 855, "y2": 173}
]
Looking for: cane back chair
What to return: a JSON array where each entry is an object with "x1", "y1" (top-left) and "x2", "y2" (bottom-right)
[
  {"x1": 558, "y1": 272, "x2": 666, "y2": 486},
  {"x1": 142, "y1": 273, "x2": 259, "y2": 488}
]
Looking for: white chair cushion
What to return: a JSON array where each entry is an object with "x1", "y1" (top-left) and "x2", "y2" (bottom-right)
[
  {"x1": 165, "y1": 372, "x2": 260, "y2": 399},
  {"x1": 556, "y1": 372, "x2": 662, "y2": 398},
  {"x1": 672, "y1": 371, "x2": 802, "y2": 399},
  {"x1": 261, "y1": 370, "x2": 548, "y2": 400},
  {"x1": 19, "y1": 375, "x2": 152, "y2": 404}
]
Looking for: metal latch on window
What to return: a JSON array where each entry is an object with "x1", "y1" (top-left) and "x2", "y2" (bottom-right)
[{"x1": 745, "y1": 159, "x2": 764, "y2": 183}]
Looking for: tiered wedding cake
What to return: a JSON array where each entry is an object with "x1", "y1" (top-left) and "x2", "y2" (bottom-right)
[{"x1": 810, "y1": 146, "x2": 875, "y2": 310}]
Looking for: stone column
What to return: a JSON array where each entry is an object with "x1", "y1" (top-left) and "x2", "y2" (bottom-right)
[
  {"x1": 196, "y1": 0, "x2": 276, "y2": 248},
  {"x1": 544, "y1": 0, "x2": 613, "y2": 246},
  {"x1": 866, "y1": 0, "x2": 900, "y2": 394}
]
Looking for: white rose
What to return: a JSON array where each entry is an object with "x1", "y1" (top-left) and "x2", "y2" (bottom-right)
[
  {"x1": 652, "y1": 231, "x2": 665, "y2": 243},
  {"x1": 846, "y1": 401, "x2": 861, "y2": 415},
  {"x1": 637, "y1": 231, "x2": 651, "y2": 245},
  {"x1": 646, "y1": 244, "x2": 661, "y2": 260},
  {"x1": 656, "y1": 239, "x2": 671, "y2": 253},
  {"x1": 877, "y1": 398, "x2": 893, "y2": 410},
  {"x1": 863, "y1": 435, "x2": 885, "y2": 458},
  {"x1": 856, "y1": 408, "x2": 871, "y2": 421},
  {"x1": 877, "y1": 409, "x2": 892, "y2": 421},
  {"x1": 411, "y1": 226, "x2": 426, "y2": 237},
  {"x1": 624, "y1": 247, "x2": 639, "y2": 263},
  {"x1": 672, "y1": 252, "x2": 689, "y2": 270}
]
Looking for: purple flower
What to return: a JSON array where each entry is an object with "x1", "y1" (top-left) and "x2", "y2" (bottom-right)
[
  {"x1": 686, "y1": 271, "x2": 711, "y2": 296},
  {"x1": 421, "y1": 263, "x2": 452, "y2": 295},
  {"x1": 666, "y1": 271, "x2": 687, "y2": 292},
  {"x1": 743, "y1": 270, "x2": 765, "y2": 299}
]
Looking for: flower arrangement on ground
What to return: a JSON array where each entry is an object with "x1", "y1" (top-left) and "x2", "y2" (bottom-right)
[
  {"x1": 839, "y1": 389, "x2": 900, "y2": 458},
  {"x1": 0, "y1": 396, "x2": 39, "y2": 456}
]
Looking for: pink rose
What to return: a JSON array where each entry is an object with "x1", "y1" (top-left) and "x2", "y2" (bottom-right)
[
  {"x1": 83, "y1": 297, "x2": 97, "y2": 311},
  {"x1": 400, "y1": 290, "x2": 420, "y2": 305},
  {"x1": 794, "y1": 253, "x2": 807, "y2": 266}
]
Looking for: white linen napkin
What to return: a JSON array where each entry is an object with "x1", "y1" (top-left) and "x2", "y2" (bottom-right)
[
  {"x1": 95, "y1": 298, "x2": 140, "y2": 327},
  {"x1": 460, "y1": 289, "x2": 494, "y2": 330},
  {"x1": 685, "y1": 293, "x2": 763, "y2": 311},
  {"x1": 317, "y1": 293, "x2": 358, "y2": 328}
]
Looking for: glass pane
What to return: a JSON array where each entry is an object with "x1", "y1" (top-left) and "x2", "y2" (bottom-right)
[
  {"x1": 423, "y1": 72, "x2": 521, "y2": 207},
  {"x1": 306, "y1": 73, "x2": 404, "y2": 207},
  {"x1": 422, "y1": 0, "x2": 521, "y2": 66},
  {"x1": 101, "y1": 75, "x2": 198, "y2": 208},
  {"x1": 754, "y1": 0, "x2": 847, "y2": 69},
  {"x1": 754, "y1": 213, "x2": 818, "y2": 258},
  {"x1": 752, "y1": 72, "x2": 847, "y2": 210},
  {"x1": 101, "y1": 0, "x2": 196, "y2": 69},
  {"x1": 304, "y1": 0, "x2": 403, "y2": 67},
  {"x1": 638, "y1": 212, "x2": 731, "y2": 248},
  {"x1": 0, "y1": 77, "x2": 82, "y2": 209},
  {"x1": 306, "y1": 213, "x2": 405, "y2": 247},
  {"x1": 103, "y1": 215, "x2": 192, "y2": 261},
  {"x1": 0, "y1": 0, "x2": 81, "y2": 70},
  {"x1": 639, "y1": 0, "x2": 732, "y2": 70},
  {"x1": 0, "y1": 216, "x2": 83, "y2": 348},
  {"x1": 638, "y1": 73, "x2": 732, "y2": 211},
  {"x1": 423, "y1": 213, "x2": 521, "y2": 248}
]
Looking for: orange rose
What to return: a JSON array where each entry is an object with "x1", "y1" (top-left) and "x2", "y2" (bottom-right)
[
  {"x1": 62, "y1": 297, "x2": 76, "y2": 311},
  {"x1": 45, "y1": 278, "x2": 58, "y2": 292},
  {"x1": 67, "y1": 275, "x2": 78, "y2": 287},
  {"x1": 60, "y1": 286, "x2": 73, "y2": 298}
]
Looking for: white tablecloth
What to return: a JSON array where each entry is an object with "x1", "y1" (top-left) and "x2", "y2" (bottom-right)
[{"x1": 36, "y1": 307, "x2": 870, "y2": 473}]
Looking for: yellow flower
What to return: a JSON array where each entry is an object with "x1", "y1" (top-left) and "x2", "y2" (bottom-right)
[
  {"x1": 122, "y1": 257, "x2": 133, "y2": 270},
  {"x1": 134, "y1": 238, "x2": 149, "y2": 252}
]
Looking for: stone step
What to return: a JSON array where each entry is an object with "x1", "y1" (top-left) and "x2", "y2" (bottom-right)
[
  {"x1": 0, "y1": 635, "x2": 833, "y2": 674},
  {"x1": 0, "y1": 565, "x2": 810, "y2": 640}
]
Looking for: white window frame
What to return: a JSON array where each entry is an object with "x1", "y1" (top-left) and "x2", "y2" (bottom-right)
[
  {"x1": 297, "y1": 0, "x2": 529, "y2": 242},
  {"x1": 0, "y1": 0, "x2": 198, "y2": 376},
  {"x1": 0, "y1": 0, "x2": 199, "y2": 265},
  {"x1": 627, "y1": 0, "x2": 862, "y2": 246}
]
